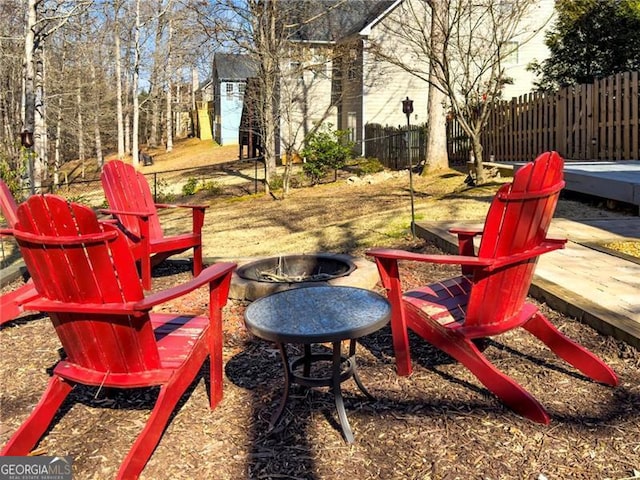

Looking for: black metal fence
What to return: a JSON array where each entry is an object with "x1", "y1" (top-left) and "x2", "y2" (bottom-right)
[
  {"x1": 363, "y1": 123, "x2": 427, "y2": 170},
  {"x1": 14, "y1": 157, "x2": 267, "y2": 208}
]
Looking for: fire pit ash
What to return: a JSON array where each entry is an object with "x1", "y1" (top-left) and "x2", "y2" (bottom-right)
[
  {"x1": 229, "y1": 253, "x2": 380, "y2": 301},
  {"x1": 236, "y1": 253, "x2": 355, "y2": 284}
]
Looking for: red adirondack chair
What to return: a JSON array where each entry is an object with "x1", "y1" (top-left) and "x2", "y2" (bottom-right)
[
  {"x1": 0, "y1": 180, "x2": 39, "y2": 325},
  {"x1": 101, "y1": 159, "x2": 207, "y2": 290},
  {"x1": 0, "y1": 194, "x2": 236, "y2": 479},
  {"x1": 367, "y1": 151, "x2": 618, "y2": 423}
]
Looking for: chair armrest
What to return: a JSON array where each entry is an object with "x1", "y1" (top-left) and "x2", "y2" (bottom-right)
[
  {"x1": 545, "y1": 237, "x2": 567, "y2": 245},
  {"x1": 448, "y1": 226, "x2": 484, "y2": 259},
  {"x1": 100, "y1": 218, "x2": 119, "y2": 226},
  {"x1": 154, "y1": 204, "x2": 207, "y2": 234},
  {"x1": 25, "y1": 263, "x2": 237, "y2": 315},
  {"x1": 100, "y1": 208, "x2": 153, "y2": 219},
  {"x1": 448, "y1": 227, "x2": 483, "y2": 237},
  {"x1": 489, "y1": 239, "x2": 566, "y2": 270},
  {"x1": 155, "y1": 203, "x2": 208, "y2": 210},
  {"x1": 24, "y1": 298, "x2": 145, "y2": 316},
  {"x1": 134, "y1": 262, "x2": 237, "y2": 310},
  {"x1": 366, "y1": 248, "x2": 493, "y2": 267}
]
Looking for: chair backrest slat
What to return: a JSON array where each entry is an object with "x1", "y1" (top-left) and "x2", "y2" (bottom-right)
[
  {"x1": 14, "y1": 195, "x2": 161, "y2": 373},
  {"x1": 466, "y1": 152, "x2": 564, "y2": 327},
  {"x1": 101, "y1": 160, "x2": 163, "y2": 240},
  {"x1": 0, "y1": 180, "x2": 20, "y2": 228}
]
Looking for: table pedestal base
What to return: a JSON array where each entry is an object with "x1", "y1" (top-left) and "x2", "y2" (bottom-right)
[{"x1": 270, "y1": 339, "x2": 374, "y2": 443}]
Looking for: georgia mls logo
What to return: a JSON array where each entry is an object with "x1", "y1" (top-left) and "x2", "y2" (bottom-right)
[
  {"x1": 48, "y1": 457, "x2": 72, "y2": 474},
  {"x1": 0, "y1": 456, "x2": 73, "y2": 480}
]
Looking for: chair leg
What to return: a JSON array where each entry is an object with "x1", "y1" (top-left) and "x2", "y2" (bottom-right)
[
  {"x1": 117, "y1": 355, "x2": 208, "y2": 479},
  {"x1": 391, "y1": 323, "x2": 413, "y2": 377},
  {"x1": 523, "y1": 312, "x2": 618, "y2": 386},
  {"x1": 410, "y1": 318, "x2": 550, "y2": 424},
  {"x1": 1, "y1": 376, "x2": 74, "y2": 455},
  {"x1": 193, "y1": 244, "x2": 203, "y2": 277},
  {"x1": 208, "y1": 311, "x2": 223, "y2": 409},
  {"x1": 442, "y1": 337, "x2": 550, "y2": 424}
]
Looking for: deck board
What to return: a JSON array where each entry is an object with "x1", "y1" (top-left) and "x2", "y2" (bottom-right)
[
  {"x1": 415, "y1": 217, "x2": 640, "y2": 349},
  {"x1": 513, "y1": 160, "x2": 640, "y2": 213}
]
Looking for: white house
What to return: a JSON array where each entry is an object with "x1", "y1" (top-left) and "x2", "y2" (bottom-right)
[{"x1": 249, "y1": 0, "x2": 555, "y2": 157}]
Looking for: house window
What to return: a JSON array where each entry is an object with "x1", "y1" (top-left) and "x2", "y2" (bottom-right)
[
  {"x1": 226, "y1": 83, "x2": 234, "y2": 98},
  {"x1": 498, "y1": 0, "x2": 514, "y2": 14},
  {"x1": 347, "y1": 112, "x2": 357, "y2": 143},
  {"x1": 347, "y1": 49, "x2": 358, "y2": 80},
  {"x1": 503, "y1": 41, "x2": 519, "y2": 65},
  {"x1": 331, "y1": 58, "x2": 343, "y2": 105},
  {"x1": 311, "y1": 53, "x2": 327, "y2": 78},
  {"x1": 290, "y1": 61, "x2": 304, "y2": 84},
  {"x1": 239, "y1": 83, "x2": 246, "y2": 95}
]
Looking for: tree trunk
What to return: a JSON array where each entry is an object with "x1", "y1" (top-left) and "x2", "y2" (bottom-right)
[
  {"x1": 90, "y1": 63, "x2": 104, "y2": 169},
  {"x1": 148, "y1": 5, "x2": 165, "y2": 149},
  {"x1": 165, "y1": 16, "x2": 173, "y2": 152},
  {"x1": 54, "y1": 81, "x2": 63, "y2": 186},
  {"x1": 471, "y1": 135, "x2": 485, "y2": 184},
  {"x1": 76, "y1": 78, "x2": 86, "y2": 178},
  {"x1": 423, "y1": 0, "x2": 448, "y2": 173},
  {"x1": 424, "y1": 87, "x2": 448, "y2": 172},
  {"x1": 281, "y1": 145, "x2": 294, "y2": 196},
  {"x1": 114, "y1": 0, "x2": 125, "y2": 159},
  {"x1": 256, "y1": 0, "x2": 281, "y2": 196},
  {"x1": 33, "y1": 47, "x2": 47, "y2": 190},
  {"x1": 262, "y1": 87, "x2": 278, "y2": 195},
  {"x1": 23, "y1": 0, "x2": 37, "y2": 193},
  {"x1": 132, "y1": 0, "x2": 141, "y2": 168},
  {"x1": 94, "y1": 109, "x2": 104, "y2": 170},
  {"x1": 124, "y1": 70, "x2": 131, "y2": 155}
]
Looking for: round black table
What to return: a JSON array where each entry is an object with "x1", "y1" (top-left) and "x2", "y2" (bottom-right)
[{"x1": 244, "y1": 285, "x2": 391, "y2": 443}]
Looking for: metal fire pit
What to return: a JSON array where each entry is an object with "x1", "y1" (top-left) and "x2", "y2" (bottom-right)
[
  {"x1": 236, "y1": 253, "x2": 356, "y2": 284},
  {"x1": 229, "y1": 253, "x2": 380, "y2": 301}
]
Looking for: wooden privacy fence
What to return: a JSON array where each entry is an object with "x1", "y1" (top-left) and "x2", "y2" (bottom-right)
[
  {"x1": 448, "y1": 71, "x2": 639, "y2": 163},
  {"x1": 363, "y1": 124, "x2": 426, "y2": 170}
]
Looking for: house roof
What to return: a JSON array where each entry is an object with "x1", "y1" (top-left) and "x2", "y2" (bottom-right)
[
  {"x1": 213, "y1": 53, "x2": 258, "y2": 81},
  {"x1": 285, "y1": 0, "x2": 396, "y2": 42},
  {"x1": 197, "y1": 78, "x2": 213, "y2": 91}
]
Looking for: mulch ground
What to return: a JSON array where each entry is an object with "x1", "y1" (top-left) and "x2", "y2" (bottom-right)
[{"x1": 2, "y1": 244, "x2": 639, "y2": 480}]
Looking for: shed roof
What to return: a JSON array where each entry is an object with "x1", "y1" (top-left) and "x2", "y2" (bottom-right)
[{"x1": 214, "y1": 53, "x2": 258, "y2": 81}]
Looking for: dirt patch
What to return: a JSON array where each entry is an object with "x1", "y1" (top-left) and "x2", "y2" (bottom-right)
[{"x1": 2, "y1": 140, "x2": 639, "y2": 479}]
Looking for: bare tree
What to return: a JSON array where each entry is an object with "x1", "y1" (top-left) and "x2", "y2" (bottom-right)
[
  {"x1": 22, "y1": 0, "x2": 91, "y2": 191},
  {"x1": 112, "y1": 0, "x2": 126, "y2": 159},
  {"x1": 373, "y1": 0, "x2": 548, "y2": 183},
  {"x1": 165, "y1": 12, "x2": 173, "y2": 152},
  {"x1": 0, "y1": 0, "x2": 222, "y2": 192},
  {"x1": 52, "y1": 43, "x2": 66, "y2": 186},
  {"x1": 248, "y1": 0, "x2": 281, "y2": 194},
  {"x1": 147, "y1": 1, "x2": 168, "y2": 149},
  {"x1": 424, "y1": 0, "x2": 448, "y2": 173},
  {"x1": 131, "y1": 0, "x2": 142, "y2": 168},
  {"x1": 0, "y1": 1, "x2": 25, "y2": 181},
  {"x1": 90, "y1": 62, "x2": 104, "y2": 168},
  {"x1": 216, "y1": 0, "x2": 360, "y2": 196}
]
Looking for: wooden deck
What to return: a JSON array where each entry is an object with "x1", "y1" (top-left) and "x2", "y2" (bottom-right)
[
  {"x1": 415, "y1": 217, "x2": 640, "y2": 350},
  {"x1": 514, "y1": 160, "x2": 640, "y2": 213}
]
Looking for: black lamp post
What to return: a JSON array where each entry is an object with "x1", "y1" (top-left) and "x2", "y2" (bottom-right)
[{"x1": 402, "y1": 96, "x2": 416, "y2": 238}]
